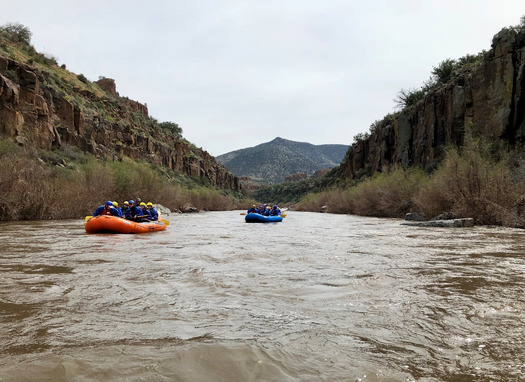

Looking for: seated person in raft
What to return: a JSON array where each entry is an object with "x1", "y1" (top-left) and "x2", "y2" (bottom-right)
[
  {"x1": 125, "y1": 200, "x2": 147, "y2": 221},
  {"x1": 256, "y1": 204, "x2": 267, "y2": 214},
  {"x1": 270, "y1": 205, "x2": 281, "y2": 216},
  {"x1": 120, "y1": 200, "x2": 130, "y2": 216},
  {"x1": 93, "y1": 201, "x2": 121, "y2": 217},
  {"x1": 146, "y1": 202, "x2": 159, "y2": 220},
  {"x1": 138, "y1": 202, "x2": 153, "y2": 221},
  {"x1": 112, "y1": 201, "x2": 124, "y2": 217}
]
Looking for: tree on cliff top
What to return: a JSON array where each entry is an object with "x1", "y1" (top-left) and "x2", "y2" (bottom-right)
[
  {"x1": 394, "y1": 52, "x2": 487, "y2": 110},
  {"x1": 0, "y1": 22, "x2": 32, "y2": 45},
  {"x1": 394, "y1": 87, "x2": 426, "y2": 109},
  {"x1": 158, "y1": 121, "x2": 183, "y2": 137},
  {"x1": 431, "y1": 58, "x2": 456, "y2": 85}
]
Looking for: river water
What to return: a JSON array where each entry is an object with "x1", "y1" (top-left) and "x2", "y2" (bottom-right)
[{"x1": 0, "y1": 211, "x2": 524, "y2": 381}]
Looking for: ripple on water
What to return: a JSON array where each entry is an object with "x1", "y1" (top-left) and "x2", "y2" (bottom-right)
[{"x1": 1, "y1": 212, "x2": 524, "y2": 381}]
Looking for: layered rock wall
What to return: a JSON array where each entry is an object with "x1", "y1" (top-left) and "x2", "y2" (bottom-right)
[
  {"x1": 340, "y1": 28, "x2": 525, "y2": 179},
  {"x1": 0, "y1": 56, "x2": 60, "y2": 147},
  {"x1": 0, "y1": 57, "x2": 240, "y2": 191}
]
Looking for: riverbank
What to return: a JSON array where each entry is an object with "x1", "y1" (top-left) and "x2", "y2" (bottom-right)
[
  {"x1": 0, "y1": 138, "x2": 254, "y2": 221},
  {"x1": 294, "y1": 136, "x2": 525, "y2": 228}
]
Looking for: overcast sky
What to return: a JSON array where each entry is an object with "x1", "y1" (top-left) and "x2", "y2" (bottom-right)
[{"x1": 2, "y1": 1, "x2": 524, "y2": 156}]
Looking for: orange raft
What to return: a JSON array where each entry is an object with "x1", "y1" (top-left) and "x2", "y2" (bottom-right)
[{"x1": 85, "y1": 215, "x2": 167, "y2": 234}]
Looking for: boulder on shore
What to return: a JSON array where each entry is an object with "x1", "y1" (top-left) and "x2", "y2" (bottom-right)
[
  {"x1": 401, "y1": 218, "x2": 474, "y2": 227},
  {"x1": 405, "y1": 212, "x2": 426, "y2": 221},
  {"x1": 154, "y1": 204, "x2": 171, "y2": 216},
  {"x1": 431, "y1": 212, "x2": 456, "y2": 221}
]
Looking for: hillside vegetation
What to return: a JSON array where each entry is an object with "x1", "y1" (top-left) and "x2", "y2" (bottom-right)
[
  {"x1": 0, "y1": 23, "x2": 250, "y2": 220},
  {"x1": 0, "y1": 137, "x2": 251, "y2": 220},
  {"x1": 217, "y1": 137, "x2": 348, "y2": 184},
  {"x1": 296, "y1": 135, "x2": 525, "y2": 227}
]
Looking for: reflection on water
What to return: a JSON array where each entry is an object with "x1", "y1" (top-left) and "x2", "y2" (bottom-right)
[{"x1": 0, "y1": 211, "x2": 524, "y2": 381}]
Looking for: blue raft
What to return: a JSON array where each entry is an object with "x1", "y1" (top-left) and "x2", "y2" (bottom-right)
[{"x1": 245, "y1": 213, "x2": 283, "y2": 223}]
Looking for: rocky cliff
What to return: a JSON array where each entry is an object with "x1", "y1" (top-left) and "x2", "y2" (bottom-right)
[
  {"x1": 340, "y1": 27, "x2": 525, "y2": 179},
  {"x1": 0, "y1": 56, "x2": 240, "y2": 191}
]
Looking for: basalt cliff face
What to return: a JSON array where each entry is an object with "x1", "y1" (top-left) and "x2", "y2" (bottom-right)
[
  {"x1": 0, "y1": 56, "x2": 240, "y2": 191},
  {"x1": 340, "y1": 28, "x2": 525, "y2": 179}
]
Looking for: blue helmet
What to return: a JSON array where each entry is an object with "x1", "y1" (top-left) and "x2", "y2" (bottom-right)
[
  {"x1": 129, "y1": 200, "x2": 135, "y2": 204},
  {"x1": 106, "y1": 201, "x2": 113, "y2": 206}
]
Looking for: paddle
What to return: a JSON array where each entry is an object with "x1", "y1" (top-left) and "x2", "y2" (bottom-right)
[{"x1": 134, "y1": 215, "x2": 170, "y2": 225}]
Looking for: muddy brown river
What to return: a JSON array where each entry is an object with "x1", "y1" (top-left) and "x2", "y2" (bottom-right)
[{"x1": 0, "y1": 211, "x2": 524, "y2": 381}]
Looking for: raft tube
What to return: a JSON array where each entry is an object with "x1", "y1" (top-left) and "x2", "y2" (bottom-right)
[
  {"x1": 245, "y1": 213, "x2": 283, "y2": 223},
  {"x1": 85, "y1": 215, "x2": 167, "y2": 234}
]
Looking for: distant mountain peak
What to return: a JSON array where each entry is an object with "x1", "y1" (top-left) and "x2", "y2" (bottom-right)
[{"x1": 216, "y1": 138, "x2": 348, "y2": 184}]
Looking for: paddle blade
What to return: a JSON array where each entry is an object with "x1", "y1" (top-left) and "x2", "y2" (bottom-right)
[
  {"x1": 85, "y1": 216, "x2": 93, "y2": 222},
  {"x1": 161, "y1": 219, "x2": 170, "y2": 226}
]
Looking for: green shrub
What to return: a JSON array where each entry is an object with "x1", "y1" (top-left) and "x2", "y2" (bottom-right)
[
  {"x1": 296, "y1": 188, "x2": 353, "y2": 213},
  {"x1": 415, "y1": 137, "x2": 524, "y2": 226},
  {"x1": 349, "y1": 166, "x2": 428, "y2": 217},
  {"x1": 77, "y1": 73, "x2": 88, "y2": 84},
  {"x1": 296, "y1": 166, "x2": 428, "y2": 217},
  {"x1": 158, "y1": 121, "x2": 183, "y2": 137},
  {"x1": 394, "y1": 87, "x2": 426, "y2": 109},
  {"x1": 431, "y1": 58, "x2": 456, "y2": 85},
  {"x1": 0, "y1": 137, "x2": 20, "y2": 157},
  {"x1": 0, "y1": 22, "x2": 32, "y2": 45},
  {"x1": 4, "y1": 69, "x2": 19, "y2": 84}
]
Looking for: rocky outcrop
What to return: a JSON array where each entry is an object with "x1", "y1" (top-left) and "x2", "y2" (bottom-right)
[
  {"x1": 95, "y1": 77, "x2": 118, "y2": 95},
  {"x1": 405, "y1": 212, "x2": 426, "y2": 221},
  {"x1": 285, "y1": 173, "x2": 308, "y2": 182},
  {"x1": 0, "y1": 57, "x2": 240, "y2": 191},
  {"x1": 402, "y1": 211, "x2": 473, "y2": 227},
  {"x1": 0, "y1": 56, "x2": 60, "y2": 148},
  {"x1": 401, "y1": 218, "x2": 474, "y2": 228},
  {"x1": 312, "y1": 168, "x2": 330, "y2": 178},
  {"x1": 340, "y1": 27, "x2": 525, "y2": 179}
]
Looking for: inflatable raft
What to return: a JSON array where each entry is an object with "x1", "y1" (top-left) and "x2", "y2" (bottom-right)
[
  {"x1": 85, "y1": 215, "x2": 167, "y2": 234},
  {"x1": 245, "y1": 213, "x2": 283, "y2": 223}
]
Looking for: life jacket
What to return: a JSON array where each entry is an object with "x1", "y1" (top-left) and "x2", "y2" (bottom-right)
[
  {"x1": 127, "y1": 206, "x2": 145, "y2": 220},
  {"x1": 149, "y1": 208, "x2": 159, "y2": 220},
  {"x1": 103, "y1": 206, "x2": 113, "y2": 215}
]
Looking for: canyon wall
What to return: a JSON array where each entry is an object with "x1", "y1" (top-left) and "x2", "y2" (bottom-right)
[
  {"x1": 340, "y1": 28, "x2": 525, "y2": 179},
  {"x1": 0, "y1": 58, "x2": 240, "y2": 191}
]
